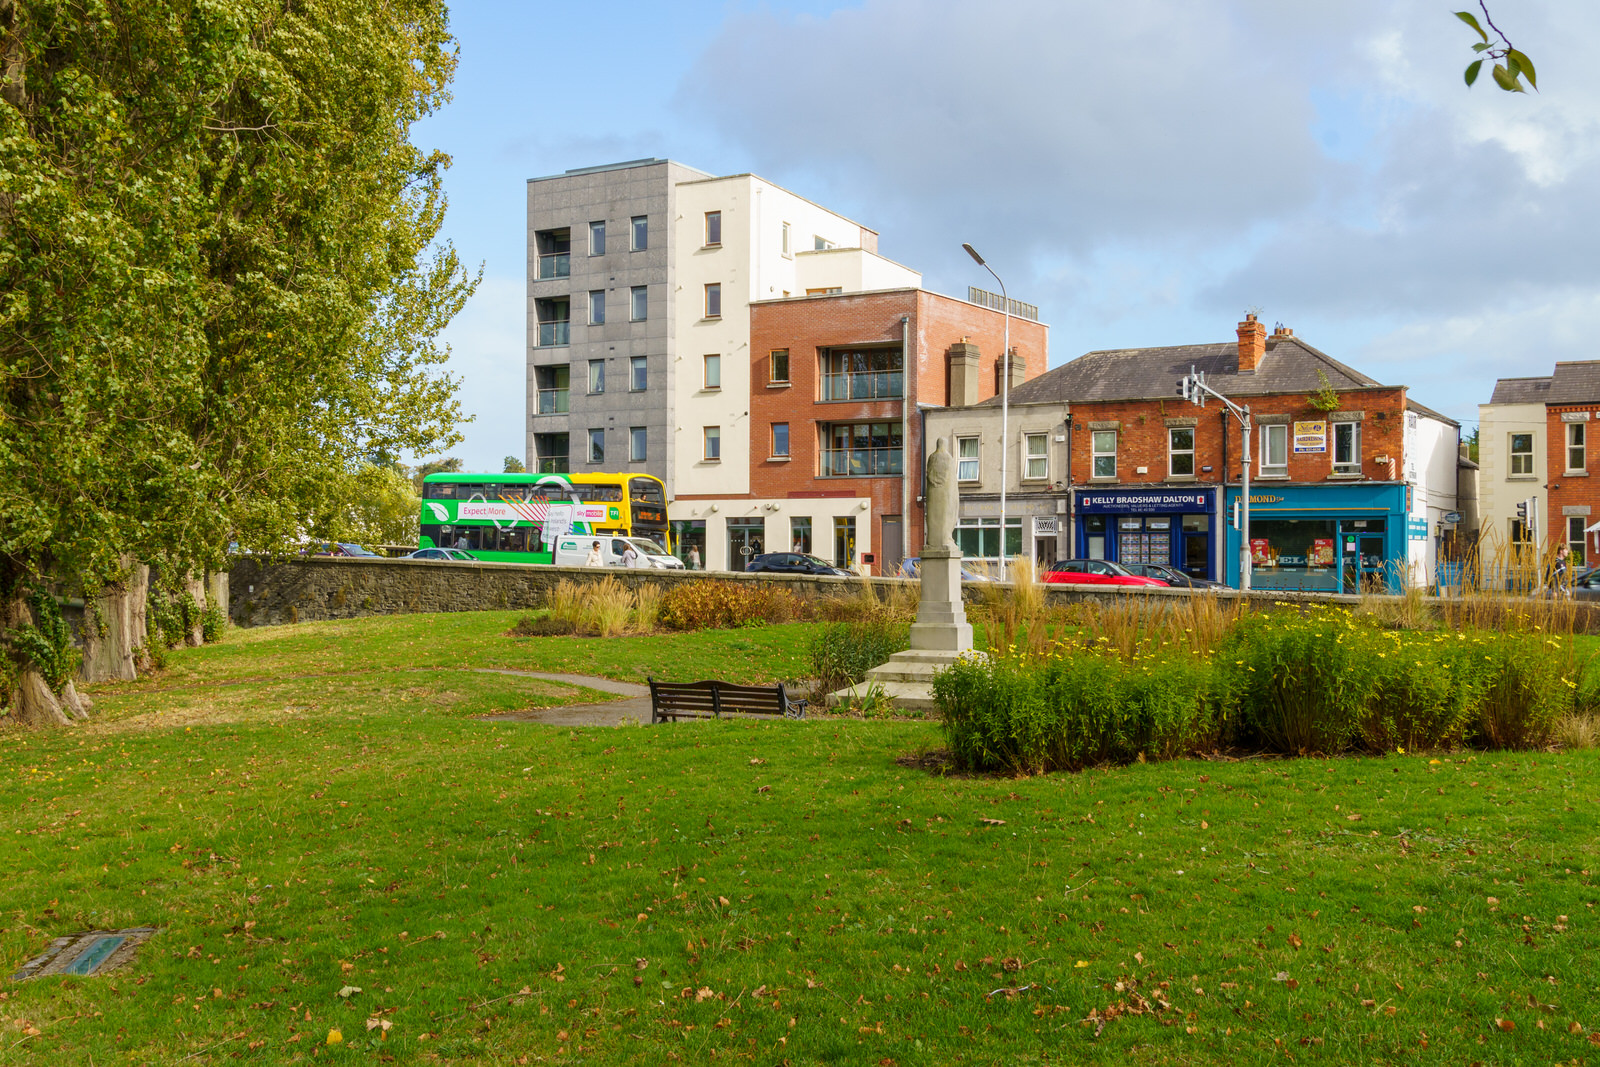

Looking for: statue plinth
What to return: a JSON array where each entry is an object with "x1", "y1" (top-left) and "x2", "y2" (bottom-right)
[{"x1": 908, "y1": 546, "x2": 972, "y2": 652}]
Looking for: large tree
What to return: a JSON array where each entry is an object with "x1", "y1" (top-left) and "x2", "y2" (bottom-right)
[{"x1": 0, "y1": 0, "x2": 473, "y2": 723}]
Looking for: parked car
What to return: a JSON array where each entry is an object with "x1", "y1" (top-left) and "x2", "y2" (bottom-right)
[
  {"x1": 1041, "y1": 559, "x2": 1167, "y2": 587},
  {"x1": 896, "y1": 557, "x2": 998, "y2": 583},
  {"x1": 406, "y1": 547, "x2": 478, "y2": 562},
  {"x1": 1571, "y1": 568, "x2": 1600, "y2": 600},
  {"x1": 306, "y1": 542, "x2": 380, "y2": 558},
  {"x1": 1120, "y1": 562, "x2": 1225, "y2": 589},
  {"x1": 745, "y1": 552, "x2": 852, "y2": 576}
]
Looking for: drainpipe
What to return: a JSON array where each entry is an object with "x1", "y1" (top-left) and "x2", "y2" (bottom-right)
[
  {"x1": 1220, "y1": 410, "x2": 1230, "y2": 583},
  {"x1": 1064, "y1": 412, "x2": 1074, "y2": 559},
  {"x1": 901, "y1": 315, "x2": 911, "y2": 566}
]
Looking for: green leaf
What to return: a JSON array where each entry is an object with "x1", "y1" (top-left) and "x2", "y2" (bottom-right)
[
  {"x1": 1454, "y1": 10, "x2": 1489, "y2": 42},
  {"x1": 1465, "y1": 59, "x2": 1483, "y2": 87},
  {"x1": 1491, "y1": 63, "x2": 1524, "y2": 92},
  {"x1": 1507, "y1": 49, "x2": 1538, "y2": 89},
  {"x1": 1472, "y1": 42, "x2": 1491, "y2": 53}
]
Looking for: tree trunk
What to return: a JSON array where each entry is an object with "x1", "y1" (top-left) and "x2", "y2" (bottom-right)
[
  {"x1": 80, "y1": 558, "x2": 143, "y2": 683},
  {"x1": 60, "y1": 679, "x2": 92, "y2": 721},
  {"x1": 206, "y1": 570, "x2": 229, "y2": 632},
  {"x1": 183, "y1": 574, "x2": 206, "y2": 646},
  {"x1": 3, "y1": 590, "x2": 69, "y2": 727},
  {"x1": 130, "y1": 564, "x2": 151, "y2": 671}
]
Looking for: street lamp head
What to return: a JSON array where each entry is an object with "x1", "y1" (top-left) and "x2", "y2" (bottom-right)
[{"x1": 961, "y1": 243, "x2": 985, "y2": 267}]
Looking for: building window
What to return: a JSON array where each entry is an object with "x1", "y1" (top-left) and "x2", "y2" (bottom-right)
[
  {"x1": 703, "y1": 353, "x2": 721, "y2": 390},
  {"x1": 953, "y1": 517, "x2": 1023, "y2": 562},
  {"x1": 631, "y1": 285, "x2": 648, "y2": 322},
  {"x1": 704, "y1": 283, "x2": 721, "y2": 318},
  {"x1": 534, "y1": 228, "x2": 570, "y2": 280},
  {"x1": 703, "y1": 426, "x2": 721, "y2": 461},
  {"x1": 1091, "y1": 430, "x2": 1117, "y2": 479},
  {"x1": 629, "y1": 356, "x2": 647, "y2": 391},
  {"x1": 781, "y1": 222, "x2": 791, "y2": 257},
  {"x1": 1332, "y1": 421, "x2": 1361, "y2": 474},
  {"x1": 957, "y1": 436, "x2": 979, "y2": 481},
  {"x1": 533, "y1": 432, "x2": 568, "y2": 474},
  {"x1": 790, "y1": 516, "x2": 811, "y2": 553},
  {"x1": 1568, "y1": 422, "x2": 1586, "y2": 472},
  {"x1": 821, "y1": 422, "x2": 903, "y2": 477},
  {"x1": 807, "y1": 287, "x2": 843, "y2": 296},
  {"x1": 587, "y1": 359, "x2": 605, "y2": 394},
  {"x1": 1261, "y1": 423, "x2": 1288, "y2": 476},
  {"x1": 629, "y1": 426, "x2": 647, "y2": 463},
  {"x1": 1169, "y1": 427, "x2": 1195, "y2": 477},
  {"x1": 814, "y1": 235, "x2": 835, "y2": 250},
  {"x1": 1023, "y1": 432, "x2": 1048, "y2": 480},
  {"x1": 588, "y1": 220, "x2": 605, "y2": 256},
  {"x1": 771, "y1": 422, "x2": 790, "y2": 457},
  {"x1": 833, "y1": 515, "x2": 856, "y2": 567},
  {"x1": 587, "y1": 428, "x2": 604, "y2": 464},
  {"x1": 631, "y1": 215, "x2": 647, "y2": 251},
  {"x1": 534, "y1": 365, "x2": 569, "y2": 414},
  {"x1": 704, "y1": 211, "x2": 721, "y2": 246},
  {"x1": 821, "y1": 346, "x2": 902, "y2": 400},
  {"x1": 588, "y1": 290, "x2": 605, "y2": 325},
  {"x1": 769, "y1": 349, "x2": 790, "y2": 384},
  {"x1": 1570, "y1": 516, "x2": 1587, "y2": 565},
  {"x1": 1510, "y1": 432, "x2": 1534, "y2": 475},
  {"x1": 534, "y1": 297, "x2": 569, "y2": 347}
]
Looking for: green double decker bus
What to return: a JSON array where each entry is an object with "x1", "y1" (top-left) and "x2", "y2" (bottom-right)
[{"x1": 418, "y1": 472, "x2": 669, "y2": 563}]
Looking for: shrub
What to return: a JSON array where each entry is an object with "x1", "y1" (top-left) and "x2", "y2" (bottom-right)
[
  {"x1": 8, "y1": 588, "x2": 80, "y2": 694},
  {"x1": 1469, "y1": 632, "x2": 1573, "y2": 749},
  {"x1": 1357, "y1": 632, "x2": 1475, "y2": 753},
  {"x1": 507, "y1": 614, "x2": 576, "y2": 637},
  {"x1": 807, "y1": 617, "x2": 910, "y2": 698},
  {"x1": 201, "y1": 597, "x2": 228, "y2": 644},
  {"x1": 658, "y1": 580, "x2": 800, "y2": 631},
  {"x1": 934, "y1": 649, "x2": 1216, "y2": 775}
]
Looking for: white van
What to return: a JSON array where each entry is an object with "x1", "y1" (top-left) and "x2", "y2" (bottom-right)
[{"x1": 552, "y1": 536, "x2": 685, "y2": 570}]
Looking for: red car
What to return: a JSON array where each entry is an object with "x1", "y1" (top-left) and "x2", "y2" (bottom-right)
[{"x1": 1041, "y1": 559, "x2": 1167, "y2": 587}]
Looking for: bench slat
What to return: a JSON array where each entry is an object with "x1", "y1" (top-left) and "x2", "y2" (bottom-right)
[{"x1": 648, "y1": 677, "x2": 806, "y2": 724}]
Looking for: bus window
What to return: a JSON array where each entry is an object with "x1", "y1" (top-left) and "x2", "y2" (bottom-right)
[
  {"x1": 425, "y1": 483, "x2": 458, "y2": 500},
  {"x1": 630, "y1": 479, "x2": 665, "y2": 504}
]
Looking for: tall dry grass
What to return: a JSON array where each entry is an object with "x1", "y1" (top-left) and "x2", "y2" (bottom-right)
[
  {"x1": 546, "y1": 577, "x2": 662, "y2": 636},
  {"x1": 1067, "y1": 592, "x2": 1249, "y2": 660}
]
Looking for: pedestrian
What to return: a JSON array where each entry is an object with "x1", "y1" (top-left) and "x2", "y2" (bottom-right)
[
  {"x1": 792, "y1": 538, "x2": 804, "y2": 554},
  {"x1": 454, "y1": 533, "x2": 468, "y2": 550},
  {"x1": 688, "y1": 546, "x2": 701, "y2": 570},
  {"x1": 585, "y1": 540, "x2": 604, "y2": 567},
  {"x1": 621, "y1": 542, "x2": 640, "y2": 569},
  {"x1": 1554, "y1": 545, "x2": 1572, "y2": 598}
]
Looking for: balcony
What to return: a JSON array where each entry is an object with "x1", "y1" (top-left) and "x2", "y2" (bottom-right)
[
  {"x1": 821, "y1": 370, "x2": 903, "y2": 401},
  {"x1": 537, "y1": 320, "x2": 570, "y2": 348},
  {"x1": 820, "y1": 447, "x2": 904, "y2": 477},
  {"x1": 536, "y1": 387, "x2": 569, "y2": 414},
  {"x1": 536, "y1": 253, "x2": 570, "y2": 280}
]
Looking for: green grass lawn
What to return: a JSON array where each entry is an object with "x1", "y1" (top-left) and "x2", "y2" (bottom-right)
[{"x1": 1, "y1": 612, "x2": 1597, "y2": 1064}]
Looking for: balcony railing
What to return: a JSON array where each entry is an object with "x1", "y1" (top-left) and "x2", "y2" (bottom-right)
[
  {"x1": 820, "y1": 447, "x2": 904, "y2": 477},
  {"x1": 536, "y1": 388, "x2": 569, "y2": 415},
  {"x1": 537, "y1": 321, "x2": 570, "y2": 347},
  {"x1": 821, "y1": 371, "x2": 903, "y2": 401},
  {"x1": 537, "y1": 253, "x2": 570, "y2": 280},
  {"x1": 537, "y1": 458, "x2": 570, "y2": 475}
]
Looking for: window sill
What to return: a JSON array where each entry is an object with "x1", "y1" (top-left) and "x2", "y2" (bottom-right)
[
  {"x1": 1020, "y1": 477, "x2": 1050, "y2": 484},
  {"x1": 702, "y1": 315, "x2": 722, "y2": 321},
  {"x1": 1256, "y1": 472, "x2": 1289, "y2": 479},
  {"x1": 701, "y1": 458, "x2": 721, "y2": 464},
  {"x1": 1089, "y1": 477, "x2": 1119, "y2": 484},
  {"x1": 702, "y1": 386, "x2": 722, "y2": 392},
  {"x1": 766, "y1": 456, "x2": 791, "y2": 465},
  {"x1": 1565, "y1": 470, "x2": 1590, "y2": 477},
  {"x1": 1166, "y1": 474, "x2": 1198, "y2": 482},
  {"x1": 703, "y1": 242, "x2": 722, "y2": 249},
  {"x1": 630, "y1": 317, "x2": 647, "y2": 324},
  {"x1": 1329, "y1": 471, "x2": 1363, "y2": 479},
  {"x1": 1506, "y1": 474, "x2": 1538, "y2": 480},
  {"x1": 767, "y1": 381, "x2": 791, "y2": 389}
]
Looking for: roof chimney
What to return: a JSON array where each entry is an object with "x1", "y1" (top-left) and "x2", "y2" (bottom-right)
[{"x1": 1237, "y1": 313, "x2": 1266, "y2": 373}]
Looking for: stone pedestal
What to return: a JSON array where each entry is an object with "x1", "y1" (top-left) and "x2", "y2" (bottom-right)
[{"x1": 827, "y1": 547, "x2": 974, "y2": 713}]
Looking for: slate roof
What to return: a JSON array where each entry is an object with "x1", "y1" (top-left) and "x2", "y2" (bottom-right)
[
  {"x1": 998, "y1": 335, "x2": 1385, "y2": 407},
  {"x1": 1489, "y1": 376, "x2": 1553, "y2": 405},
  {"x1": 1546, "y1": 361, "x2": 1600, "y2": 405}
]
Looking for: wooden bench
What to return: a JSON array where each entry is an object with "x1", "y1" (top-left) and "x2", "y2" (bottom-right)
[{"x1": 647, "y1": 678, "x2": 807, "y2": 724}]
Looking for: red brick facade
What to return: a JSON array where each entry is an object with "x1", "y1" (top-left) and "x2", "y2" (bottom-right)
[
  {"x1": 1546, "y1": 405, "x2": 1600, "y2": 552},
  {"x1": 746, "y1": 290, "x2": 1048, "y2": 556},
  {"x1": 1068, "y1": 386, "x2": 1411, "y2": 488}
]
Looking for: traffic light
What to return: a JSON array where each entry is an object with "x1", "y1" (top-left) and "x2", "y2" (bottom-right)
[
  {"x1": 1516, "y1": 500, "x2": 1528, "y2": 520},
  {"x1": 1177, "y1": 376, "x2": 1191, "y2": 401}
]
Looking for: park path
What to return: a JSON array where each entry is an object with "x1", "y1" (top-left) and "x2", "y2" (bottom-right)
[{"x1": 474, "y1": 668, "x2": 652, "y2": 726}]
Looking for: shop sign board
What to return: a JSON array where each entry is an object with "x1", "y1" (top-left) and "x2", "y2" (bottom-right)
[
  {"x1": 1407, "y1": 517, "x2": 1428, "y2": 541},
  {"x1": 1033, "y1": 517, "x2": 1058, "y2": 536},
  {"x1": 1293, "y1": 421, "x2": 1327, "y2": 453},
  {"x1": 1076, "y1": 488, "x2": 1213, "y2": 514}
]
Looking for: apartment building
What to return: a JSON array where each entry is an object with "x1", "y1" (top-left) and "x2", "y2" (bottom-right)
[
  {"x1": 1478, "y1": 376, "x2": 1549, "y2": 554},
  {"x1": 931, "y1": 315, "x2": 1463, "y2": 591},
  {"x1": 525, "y1": 159, "x2": 916, "y2": 570}
]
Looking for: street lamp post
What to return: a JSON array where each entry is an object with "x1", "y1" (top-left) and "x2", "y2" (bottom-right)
[
  {"x1": 1179, "y1": 366, "x2": 1252, "y2": 591},
  {"x1": 962, "y1": 243, "x2": 1011, "y2": 582}
]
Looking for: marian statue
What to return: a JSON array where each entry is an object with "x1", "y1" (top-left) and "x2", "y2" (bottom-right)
[{"x1": 924, "y1": 439, "x2": 957, "y2": 550}]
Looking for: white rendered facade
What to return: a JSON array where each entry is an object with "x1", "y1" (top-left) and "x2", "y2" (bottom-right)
[
  {"x1": 1477, "y1": 400, "x2": 1547, "y2": 548},
  {"x1": 1403, "y1": 407, "x2": 1463, "y2": 583}
]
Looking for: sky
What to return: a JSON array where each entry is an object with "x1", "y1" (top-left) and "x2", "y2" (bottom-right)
[{"x1": 410, "y1": 0, "x2": 1595, "y2": 472}]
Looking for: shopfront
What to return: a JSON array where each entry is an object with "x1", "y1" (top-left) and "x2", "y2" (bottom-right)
[
  {"x1": 1223, "y1": 483, "x2": 1408, "y2": 593},
  {"x1": 1073, "y1": 488, "x2": 1217, "y2": 580}
]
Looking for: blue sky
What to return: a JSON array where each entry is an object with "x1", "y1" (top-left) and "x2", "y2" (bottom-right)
[{"x1": 413, "y1": 0, "x2": 1597, "y2": 470}]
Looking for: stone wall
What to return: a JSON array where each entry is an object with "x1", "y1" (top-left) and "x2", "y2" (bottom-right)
[{"x1": 227, "y1": 556, "x2": 1356, "y2": 629}]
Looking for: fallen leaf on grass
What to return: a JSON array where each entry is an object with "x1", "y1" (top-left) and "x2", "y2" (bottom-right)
[
  {"x1": 1495, "y1": 1018, "x2": 1515, "y2": 1032},
  {"x1": 336, "y1": 986, "x2": 361, "y2": 999},
  {"x1": 980, "y1": 818, "x2": 1006, "y2": 826}
]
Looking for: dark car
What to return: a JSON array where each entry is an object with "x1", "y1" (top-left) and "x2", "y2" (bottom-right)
[
  {"x1": 745, "y1": 552, "x2": 852, "y2": 576},
  {"x1": 1041, "y1": 559, "x2": 1166, "y2": 588},
  {"x1": 406, "y1": 547, "x2": 478, "y2": 562},
  {"x1": 896, "y1": 557, "x2": 997, "y2": 583},
  {"x1": 307, "y1": 542, "x2": 380, "y2": 558},
  {"x1": 1571, "y1": 568, "x2": 1600, "y2": 600},
  {"x1": 1121, "y1": 562, "x2": 1225, "y2": 589}
]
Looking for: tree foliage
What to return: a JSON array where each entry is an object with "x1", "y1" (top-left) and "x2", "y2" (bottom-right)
[
  {"x1": 503, "y1": 455, "x2": 526, "y2": 473},
  {"x1": 0, "y1": 0, "x2": 472, "y2": 621},
  {"x1": 0, "y1": 0, "x2": 474, "y2": 717},
  {"x1": 1456, "y1": 4, "x2": 1537, "y2": 93}
]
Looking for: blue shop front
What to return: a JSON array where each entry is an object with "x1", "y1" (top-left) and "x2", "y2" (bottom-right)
[
  {"x1": 1074, "y1": 487, "x2": 1217, "y2": 580},
  {"x1": 1223, "y1": 483, "x2": 1409, "y2": 593}
]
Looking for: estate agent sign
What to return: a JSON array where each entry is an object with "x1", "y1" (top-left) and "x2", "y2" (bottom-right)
[{"x1": 1293, "y1": 420, "x2": 1327, "y2": 453}]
